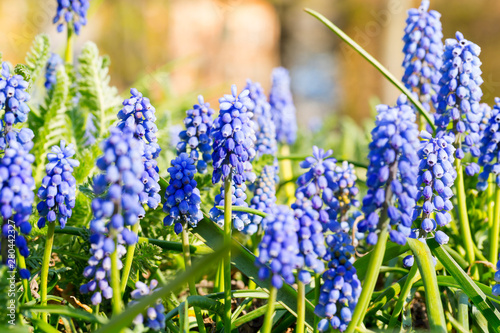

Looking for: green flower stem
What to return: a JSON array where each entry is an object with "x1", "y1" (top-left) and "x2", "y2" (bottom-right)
[
  {"x1": 488, "y1": 175, "x2": 495, "y2": 230},
  {"x1": 456, "y1": 290, "x2": 469, "y2": 331},
  {"x1": 280, "y1": 145, "x2": 296, "y2": 205},
  {"x1": 490, "y1": 185, "x2": 500, "y2": 265},
  {"x1": 304, "y1": 8, "x2": 435, "y2": 132},
  {"x1": 388, "y1": 264, "x2": 420, "y2": 329},
  {"x1": 455, "y1": 159, "x2": 477, "y2": 277},
  {"x1": 296, "y1": 280, "x2": 306, "y2": 333},
  {"x1": 223, "y1": 176, "x2": 233, "y2": 330},
  {"x1": 120, "y1": 223, "x2": 140, "y2": 294},
  {"x1": 313, "y1": 274, "x2": 321, "y2": 333},
  {"x1": 261, "y1": 286, "x2": 277, "y2": 333},
  {"x1": 216, "y1": 205, "x2": 268, "y2": 218},
  {"x1": 110, "y1": 238, "x2": 123, "y2": 317},
  {"x1": 16, "y1": 249, "x2": 31, "y2": 303},
  {"x1": 40, "y1": 221, "x2": 56, "y2": 323},
  {"x1": 181, "y1": 227, "x2": 206, "y2": 333},
  {"x1": 65, "y1": 27, "x2": 74, "y2": 64},
  {"x1": 407, "y1": 238, "x2": 446, "y2": 332}
]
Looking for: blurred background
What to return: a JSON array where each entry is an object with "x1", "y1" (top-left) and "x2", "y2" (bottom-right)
[{"x1": 2, "y1": 0, "x2": 500, "y2": 159}]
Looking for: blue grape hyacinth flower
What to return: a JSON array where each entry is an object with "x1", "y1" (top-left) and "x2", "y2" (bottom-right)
[
  {"x1": 316, "y1": 232, "x2": 362, "y2": 332},
  {"x1": 255, "y1": 205, "x2": 301, "y2": 289},
  {"x1": 402, "y1": 0, "x2": 443, "y2": 113},
  {"x1": 53, "y1": 0, "x2": 90, "y2": 35},
  {"x1": 117, "y1": 88, "x2": 161, "y2": 209},
  {"x1": 0, "y1": 62, "x2": 31, "y2": 132},
  {"x1": 211, "y1": 84, "x2": 256, "y2": 186},
  {"x1": 331, "y1": 161, "x2": 360, "y2": 222},
  {"x1": 359, "y1": 95, "x2": 420, "y2": 246},
  {"x1": 129, "y1": 280, "x2": 166, "y2": 331},
  {"x1": 176, "y1": 95, "x2": 215, "y2": 174},
  {"x1": 44, "y1": 53, "x2": 63, "y2": 90},
  {"x1": 477, "y1": 99, "x2": 500, "y2": 190},
  {"x1": 493, "y1": 256, "x2": 500, "y2": 296},
  {"x1": 163, "y1": 153, "x2": 203, "y2": 234},
  {"x1": 80, "y1": 128, "x2": 145, "y2": 304},
  {"x1": 435, "y1": 31, "x2": 483, "y2": 163},
  {"x1": 210, "y1": 182, "x2": 252, "y2": 232},
  {"x1": 412, "y1": 131, "x2": 456, "y2": 245},
  {"x1": 269, "y1": 67, "x2": 297, "y2": 145},
  {"x1": 37, "y1": 140, "x2": 80, "y2": 229},
  {"x1": 246, "y1": 165, "x2": 277, "y2": 234}
]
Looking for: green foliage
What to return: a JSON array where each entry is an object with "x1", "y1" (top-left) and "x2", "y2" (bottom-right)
[
  {"x1": 73, "y1": 143, "x2": 101, "y2": 184},
  {"x1": 131, "y1": 243, "x2": 163, "y2": 277},
  {"x1": 24, "y1": 34, "x2": 50, "y2": 92}
]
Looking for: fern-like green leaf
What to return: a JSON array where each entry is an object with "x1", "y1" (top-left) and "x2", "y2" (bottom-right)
[
  {"x1": 77, "y1": 42, "x2": 120, "y2": 141},
  {"x1": 73, "y1": 143, "x2": 101, "y2": 184},
  {"x1": 24, "y1": 34, "x2": 50, "y2": 92}
]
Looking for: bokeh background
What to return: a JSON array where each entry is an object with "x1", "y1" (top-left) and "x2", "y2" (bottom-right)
[{"x1": 2, "y1": 0, "x2": 500, "y2": 159}]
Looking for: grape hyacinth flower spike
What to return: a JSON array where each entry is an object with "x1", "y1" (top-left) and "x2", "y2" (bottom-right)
[
  {"x1": 176, "y1": 95, "x2": 215, "y2": 174},
  {"x1": 163, "y1": 153, "x2": 203, "y2": 234},
  {"x1": 53, "y1": 0, "x2": 90, "y2": 34},
  {"x1": 331, "y1": 161, "x2": 360, "y2": 223},
  {"x1": 44, "y1": 53, "x2": 63, "y2": 90},
  {"x1": 269, "y1": 67, "x2": 297, "y2": 145},
  {"x1": 359, "y1": 95, "x2": 420, "y2": 245},
  {"x1": 129, "y1": 280, "x2": 166, "y2": 331},
  {"x1": 402, "y1": 0, "x2": 443, "y2": 113},
  {"x1": 37, "y1": 141, "x2": 79, "y2": 229},
  {"x1": 247, "y1": 165, "x2": 277, "y2": 234},
  {"x1": 477, "y1": 99, "x2": 500, "y2": 190},
  {"x1": 117, "y1": 88, "x2": 161, "y2": 209}
]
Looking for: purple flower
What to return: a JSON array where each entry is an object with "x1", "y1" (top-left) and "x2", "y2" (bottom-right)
[
  {"x1": 246, "y1": 165, "x2": 277, "y2": 235},
  {"x1": 53, "y1": 0, "x2": 90, "y2": 35},
  {"x1": 44, "y1": 53, "x2": 63, "y2": 90},
  {"x1": 129, "y1": 280, "x2": 166, "y2": 331},
  {"x1": 269, "y1": 67, "x2": 297, "y2": 145}
]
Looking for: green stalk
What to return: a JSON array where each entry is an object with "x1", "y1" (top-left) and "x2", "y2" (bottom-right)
[
  {"x1": 261, "y1": 287, "x2": 277, "y2": 333},
  {"x1": 388, "y1": 264, "x2": 419, "y2": 329},
  {"x1": 40, "y1": 221, "x2": 56, "y2": 323},
  {"x1": 223, "y1": 176, "x2": 233, "y2": 330},
  {"x1": 296, "y1": 281, "x2": 305, "y2": 333},
  {"x1": 455, "y1": 159, "x2": 477, "y2": 277},
  {"x1": 490, "y1": 185, "x2": 500, "y2": 265},
  {"x1": 110, "y1": 238, "x2": 123, "y2": 316},
  {"x1": 181, "y1": 227, "x2": 206, "y2": 333},
  {"x1": 65, "y1": 27, "x2": 74, "y2": 64},
  {"x1": 456, "y1": 290, "x2": 469, "y2": 331},
  {"x1": 407, "y1": 238, "x2": 446, "y2": 332},
  {"x1": 280, "y1": 145, "x2": 296, "y2": 205},
  {"x1": 120, "y1": 223, "x2": 140, "y2": 294},
  {"x1": 488, "y1": 175, "x2": 495, "y2": 230},
  {"x1": 313, "y1": 274, "x2": 321, "y2": 333},
  {"x1": 16, "y1": 249, "x2": 31, "y2": 303}
]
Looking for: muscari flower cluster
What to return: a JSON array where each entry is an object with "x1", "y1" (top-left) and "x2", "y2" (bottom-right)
[
  {"x1": 163, "y1": 153, "x2": 203, "y2": 234},
  {"x1": 37, "y1": 141, "x2": 79, "y2": 229},
  {"x1": 210, "y1": 85, "x2": 256, "y2": 230},
  {"x1": 359, "y1": 95, "x2": 420, "y2": 246},
  {"x1": 246, "y1": 165, "x2": 277, "y2": 234},
  {"x1": 412, "y1": 131, "x2": 456, "y2": 246},
  {"x1": 435, "y1": 32, "x2": 483, "y2": 163},
  {"x1": 402, "y1": 0, "x2": 443, "y2": 112},
  {"x1": 117, "y1": 88, "x2": 161, "y2": 209},
  {"x1": 269, "y1": 67, "x2": 297, "y2": 146},
  {"x1": 331, "y1": 161, "x2": 360, "y2": 222},
  {"x1": 316, "y1": 232, "x2": 361, "y2": 332},
  {"x1": 80, "y1": 129, "x2": 145, "y2": 305},
  {"x1": 53, "y1": 0, "x2": 90, "y2": 35},
  {"x1": 292, "y1": 147, "x2": 339, "y2": 279},
  {"x1": 478, "y1": 103, "x2": 492, "y2": 141},
  {"x1": 44, "y1": 53, "x2": 63, "y2": 90},
  {"x1": 255, "y1": 205, "x2": 301, "y2": 289},
  {"x1": 494, "y1": 256, "x2": 500, "y2": 296},
  {"x1": 477, "y1": 99, "x2": 500, "y2": 190},
  {"x1": 129, "y1": 280, "x2": 166, "y2": 331},
  {"x1": 177, "y1": 95, "x2": 215, "y2": 174}
]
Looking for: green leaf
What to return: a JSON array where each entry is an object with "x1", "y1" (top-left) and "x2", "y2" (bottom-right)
[
  {"x1": 73, "y1": 143, "x2": 101, "y2": 184},
  {"x1": 24, "y1": 34, "x2": 50, "y2": 92},
  {"x1": 428, "y1": 238, "x2": 500, "y2": 332},
  {"x1": 77, "y1": 42, "x2": 121, "y2": 140},
  {"x1": 21, "y1": 305, "x2": 108, "y2": 324},
  {"x1": 353, "y1": 242, "x2": 409, "y2": 280},
  {"x1": 14, "y1": 64, "x2": 31, "y2": 82},
  {"x1": 164, "y1": 295, "x2": 223, "y2": 322},
  {"x1": 192, "y1": 217, "x2": 315, "y2": 330},
  {"x1": 303, "y1": 8, "x2": 435, "y2": 132}
]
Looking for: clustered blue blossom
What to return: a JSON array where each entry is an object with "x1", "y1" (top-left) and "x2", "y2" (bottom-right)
[
  {"x1": 210, "y1": 182, "x2": 252, "y2": 231},
  {"x1": 177, "y1": 95, "x2": 214, "y2": 174},
  {"x1": 53, "y1": 0, "x2": 90, "y2": 35},
  {"x1": 359, "y1": 95, "x2": 420, "y2": 246},
  {"x1": 247, "y1": 165, "x2": 277, "y2": 234},
  {"x1": 117, "y1": 88, "x2": 161, "y2": 209},
  {"x1": 435, "y1": 32, "x2": 483, "y2": 163},
  {"x1": 402, "y1": 0, "x2": 443, "y2": 113},
  {"x1": 255, "y1": 205, "x2": 301, "y2": 289},
  {"x1": 494, "y1": 256, "x2": 500, "y2": 296},
  {"x1": 129, "y1": 280, "x2": 166, "y2": 331},
  {"x1": 316, "y1": 232, "x2": 361, "y2": 332},
  {"x1": 412, "y1": 131, "x2": 456, "y2": 245},
  {"x1": 45, "y1": 53, "x2": 63, "y2": 90},
  {"x1": 83, "y1": 113, "x2": 97, "y2": 146},
  {"x1": 293, "y1": 147, "x2": 339, "y2": 279},
  {"x1": 211, "y1": 84, "x2": 256, "y2": 186},
  {"x1": 37, "y1": 141, "x2": 79, "y2": 229},
  {"x1": 245, "y1": 79, "x2": 277, "y2": 157},
  {"x1": 80, "y1": 129, "x2": 145, "y2": 304},
  {"x1": 478, "y1": 103, "x2": 492, "y2": 142},
  {"x1": 0, "y1": 62, "x2": 31, "y2": 145},
  {"x1": 331, "y1": 161, "x2": 360, "y2": 222},
  {"x1": 163, "y1": 153, "x2": 203, "y2": 234},
  {"x1": 269, "y1": 67, "x2": 297, "y2": 145},
  {"x1": 477, "y1": 99, "x2": 500, "y2": 190}
]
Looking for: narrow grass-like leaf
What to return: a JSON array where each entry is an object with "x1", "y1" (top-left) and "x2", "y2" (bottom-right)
[
  {"x1": 21, "y1": 305, "x2": 108, "y2": 324},
  {"x1": 304, "y1": 8, "x2": 435, "y2": 132},
  {"x1": 215, "y1": 205, "x2": 268, "y2": 218},
  {"x1": 428, "y1": 238, "x2": 500, "y2": 332},
  {"x1": 354, "y1": 243, "x2": 409, "y2": 280}
]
